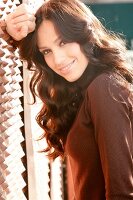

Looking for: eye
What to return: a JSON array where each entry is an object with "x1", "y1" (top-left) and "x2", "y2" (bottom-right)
[
  {"x1": 41, "y1": 49, "x2": 51, "y2": 56},
  {"x1": 60, "y1": 40, "x2": 66, "y2": 46}
]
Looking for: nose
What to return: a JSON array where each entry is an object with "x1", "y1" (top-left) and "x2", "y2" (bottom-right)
[{"x1": 53, "y1": 49, "x2": 66, "y2": 67}]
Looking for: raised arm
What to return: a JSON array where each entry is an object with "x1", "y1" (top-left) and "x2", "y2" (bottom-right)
[{"x1": 0, "y1": 3, "x2": 36, "y2": 45}]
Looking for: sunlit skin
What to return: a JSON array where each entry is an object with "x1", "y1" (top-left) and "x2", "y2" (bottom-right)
[{"x1": 37, "y1": 20, "x2": 89, "y2": 82}]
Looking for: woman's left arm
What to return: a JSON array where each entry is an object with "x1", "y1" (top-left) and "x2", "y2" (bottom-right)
[{"x1": 87, "y1": 74, "x2": 133, "y2": 200}]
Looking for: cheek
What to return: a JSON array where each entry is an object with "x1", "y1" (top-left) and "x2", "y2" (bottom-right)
[
  {"x1": 44, "y1": 57, "x2": 58, "y2": 74},
  {"x1": 44, "y1": 57, "x2": 53, "y2": 69},
  {"x1": 70, "y1": 45, "x2": 82, "y2": 58}
]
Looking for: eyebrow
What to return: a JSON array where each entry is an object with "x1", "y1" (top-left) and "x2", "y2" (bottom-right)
[{"x1": 38, "y1": 35, "x2": 62, "y2": 50}]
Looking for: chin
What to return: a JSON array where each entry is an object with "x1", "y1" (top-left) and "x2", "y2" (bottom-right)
[
  {"x1": 65, "y1": 77, "x2": 79, "y2": 83},
  {"x1": 65, "y1": 73, "x2": 82, "y2": 82}
]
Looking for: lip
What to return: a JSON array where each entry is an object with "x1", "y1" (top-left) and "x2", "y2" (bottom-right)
[{"x1": 59, "y1": 59, "x2": 76, "y2": 75}]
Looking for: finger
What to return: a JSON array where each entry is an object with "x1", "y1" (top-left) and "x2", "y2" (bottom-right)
[
  {"x1": 8, "y1": 25, "x2": 29, "y2": 41},
  {"x1": 12, "y1": 14, "x2": 35, "y2": 24},
  {"x1": 5, "y1": 4, "x2": 27, "y2": 22},
  {"x1": 28, "y1": 21, "x2": 36, "y2": 33},
  {"x1": 15, "y1": 21, "x2": 35, "y2": 30},
  {"x1": 13, "y1": 25, "x2": 29, "y2": 40},
  {"x1": 15, "y1": 21, "x2": 36, "y2": 33},
  {"x1": 20, "y1": 25, "x2": 29, "y2": 37}
]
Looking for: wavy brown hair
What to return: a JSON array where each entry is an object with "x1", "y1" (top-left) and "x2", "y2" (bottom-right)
[{"x1": 18, "y1": 0, "x2": 133, "y2": 159}]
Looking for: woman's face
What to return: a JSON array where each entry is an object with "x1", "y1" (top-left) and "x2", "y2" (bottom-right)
[{"x1": 37, "y1": 20, "x2": 89, "y2": 82}]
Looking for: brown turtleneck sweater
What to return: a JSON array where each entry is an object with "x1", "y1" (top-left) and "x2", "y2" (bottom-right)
[{"x1": 65, "y1": 73, "x2": 133, "y2": 200}]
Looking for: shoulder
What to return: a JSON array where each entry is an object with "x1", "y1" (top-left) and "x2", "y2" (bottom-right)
[
  {"x1": 86, "y1": 72, "x2": 132, "y2": 108},
  {"x1": 87, "y1": 72, "x2": 130, "y2": 94},
  {"x1": 88, "y1": 72, "x2": 118, "y2": 92}
]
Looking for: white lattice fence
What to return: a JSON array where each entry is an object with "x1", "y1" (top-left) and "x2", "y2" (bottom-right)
[{"x1": 0, "y1": 0, "x2": 27, "y2": 199}]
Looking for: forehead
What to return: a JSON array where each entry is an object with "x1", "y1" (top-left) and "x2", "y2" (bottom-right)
[{"x1": 37, "y1": 20, "x2": 60, "y2": 48}]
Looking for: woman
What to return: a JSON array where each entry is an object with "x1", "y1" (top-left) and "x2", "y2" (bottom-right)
[{"x1": 1, "y1": 0, "x2": 133, "y2": 199}]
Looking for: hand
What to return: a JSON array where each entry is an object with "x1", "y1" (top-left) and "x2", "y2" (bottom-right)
[{"x1": 5, "y1": 4, "x2": 36, "y2": 41}]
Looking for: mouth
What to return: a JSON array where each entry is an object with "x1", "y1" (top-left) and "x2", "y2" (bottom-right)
[{"x1": 59, "y1": 59, "x2": 76, "y2": 75}]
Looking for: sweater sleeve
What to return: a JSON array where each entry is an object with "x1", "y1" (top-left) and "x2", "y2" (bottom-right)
[{"x1": 87, "y1": 73, "x2": 133, "y2": 200}]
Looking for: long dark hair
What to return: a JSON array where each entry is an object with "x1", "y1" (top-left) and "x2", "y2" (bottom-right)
[{"x1": 19, "y1": 0, "x2": 133, "y2": 159}]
